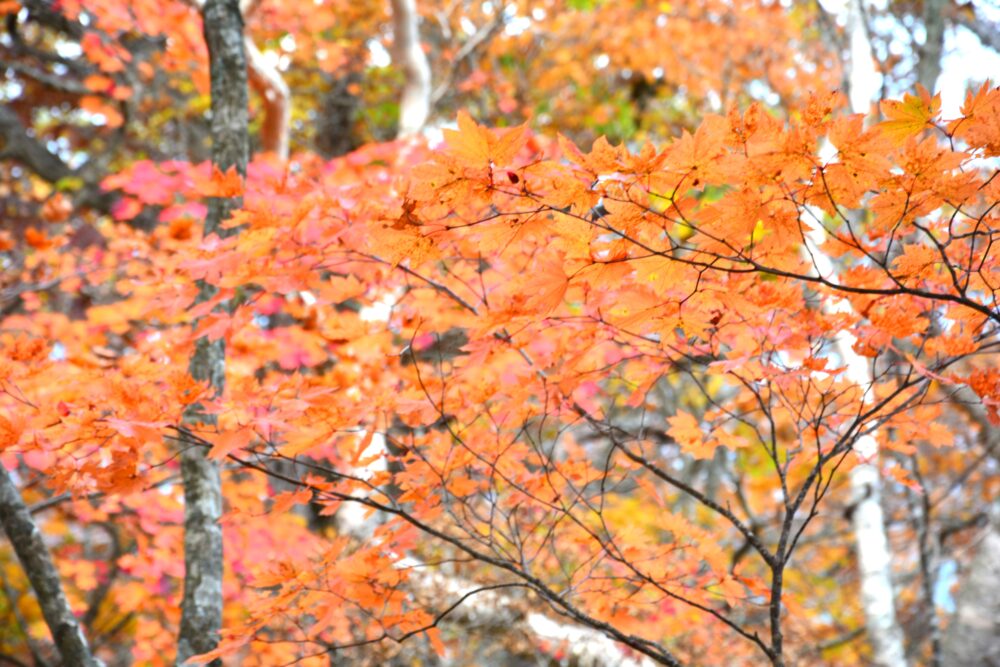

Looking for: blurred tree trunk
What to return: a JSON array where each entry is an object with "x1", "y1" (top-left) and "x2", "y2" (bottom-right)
[
  {"x1": 243, "y1": 0, "x2": 290, "y2": 160},
  {"x1": 315, "y1": 70, "x2": 364, "y2": 157},
  {"x1": 391, "y1": 0, "x2": 432, "y2": 137},
  {"x1": 245, "y1": 37, "x2": 290, "y2": 158},
  {"x1": 942, "y1": 403, "x2": 1000, "y2": 666},
  {"x1": 916, "y1": 0, "x2": 945, "y2": 91},
  {"x1": 941, "y1": 515, "x2": 1000, "y2": 666}
]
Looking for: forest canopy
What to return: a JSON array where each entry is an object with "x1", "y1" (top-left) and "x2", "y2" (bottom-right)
[{"x1": 1, "y1": 1, "x2": 999, "y2": 666}]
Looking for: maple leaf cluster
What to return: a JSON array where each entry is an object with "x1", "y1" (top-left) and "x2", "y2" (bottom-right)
[
  {"x1": 0, "y1": 0, "x2": 997, "y2": 662},
  {"x1": 2, "y1": 79, "x2": 997, "y2": 665}
]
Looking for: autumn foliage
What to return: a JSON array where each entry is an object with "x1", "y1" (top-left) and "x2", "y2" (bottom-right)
[{"x1": 1, "y1": 1, "x2": 999, "y2": 666}]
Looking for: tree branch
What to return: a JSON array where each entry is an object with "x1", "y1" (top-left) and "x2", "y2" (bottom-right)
[
  {"x1": 0, "y1": 465, "x2": 103, "y2": 667},
  {"x1": 952, "y1": 8, "x2": 1000, "y2": 53},
  {"x1": 171, "y1": 426, "x2": 680, "y2": 667},
  {"x1": 0, "y1": 106, "x2": 73, "y2": 183},
  {"x1": 0, "y1": 59, "x2": 91, "y2": 94},
  {"x1": 430, "y1": 11, "x2": 504, "y2": 105},
  {"x1": 244, "y1": 36, "x2": 290, "y2": 159}
]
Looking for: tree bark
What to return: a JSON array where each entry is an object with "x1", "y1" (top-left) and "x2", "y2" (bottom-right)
[
  {"x1": 951, "y1": 8, "x2": 1000, "y2": 52},
  {"x1": 941, "y1": 513, "x2": 1000, "y2": 665},
  {"x1": 841, "y1": 3, "x2": 906, "y2": 664},
  {"x1": 941, "y1": 401, "x2": 1000, "y2": 665},
  {"x1": 390, "y1": 0, "x2": 432, "y2": 137},
  {"x1": 0, "y1": 106, "x2": 73, "y2": 183},
  {"x1": 0, "y1": 466, "x2": 103, "y2": 667},
  {"x1": 176, "y1": 0, "x2": 249, "y2": 664},
  {"x1": 916, "y1": 0, "x2": 946, "y2": 91}
]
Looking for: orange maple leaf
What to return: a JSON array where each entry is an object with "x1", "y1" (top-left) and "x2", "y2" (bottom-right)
[
  {"x1": 524, "y1": 258, "x2": 569, "y2": 316},
  {"x1": 208, "y1": 428, "x2": 253, "y2": 459},
  {"x1": 878, "y1": 85, "x2": 939, "y2": 145},
  {"x1": 197, "y1": 165, "x2": 245, "y2": 198},
  {"x1": 443, "y1": 111, "x2": 528, "y2": 167}
]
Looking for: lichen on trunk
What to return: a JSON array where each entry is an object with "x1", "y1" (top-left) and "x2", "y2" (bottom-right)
[
  {"x1": 0, "y1": 465, "x2": 103, "y2": 667},
  {"x1": 176, "y1": 0, "x2": 249, "y2": 664}
]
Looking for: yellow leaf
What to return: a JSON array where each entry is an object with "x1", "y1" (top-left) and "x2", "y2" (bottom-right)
[
  {"x1": 492, "y1": 120, "x2": 528, "y2": 166},
  {"x1": 443, "y1": 111, "x2": 492, "y2": 165},
  {"x1": 667, "y1": 411, "x2": 714, "y2": 459},
  {"x1": 878, "y1": 87, "x2": 939, "y2": 145}
]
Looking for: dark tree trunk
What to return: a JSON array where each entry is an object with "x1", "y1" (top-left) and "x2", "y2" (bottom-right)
[
  {"x1": 176, "y1": 0, "x2": 249, "y2": 664},
  {"x1": 315, "y1": 70, "x2": 363, "y2": 158},
  {"x1": 0, "y1": 466, "x2": 102, "y2": 667}
]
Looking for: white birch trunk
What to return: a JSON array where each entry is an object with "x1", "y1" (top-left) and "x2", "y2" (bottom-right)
[
  {"x1": 812, "y1": 2, "x2": 907, "y2": 665},
  {"x1": 332, "y1": 431, "x2": 389, "y2": 539},
  {"x1": 390, "y1": 0, "x2": 432, "y2": 138}
]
